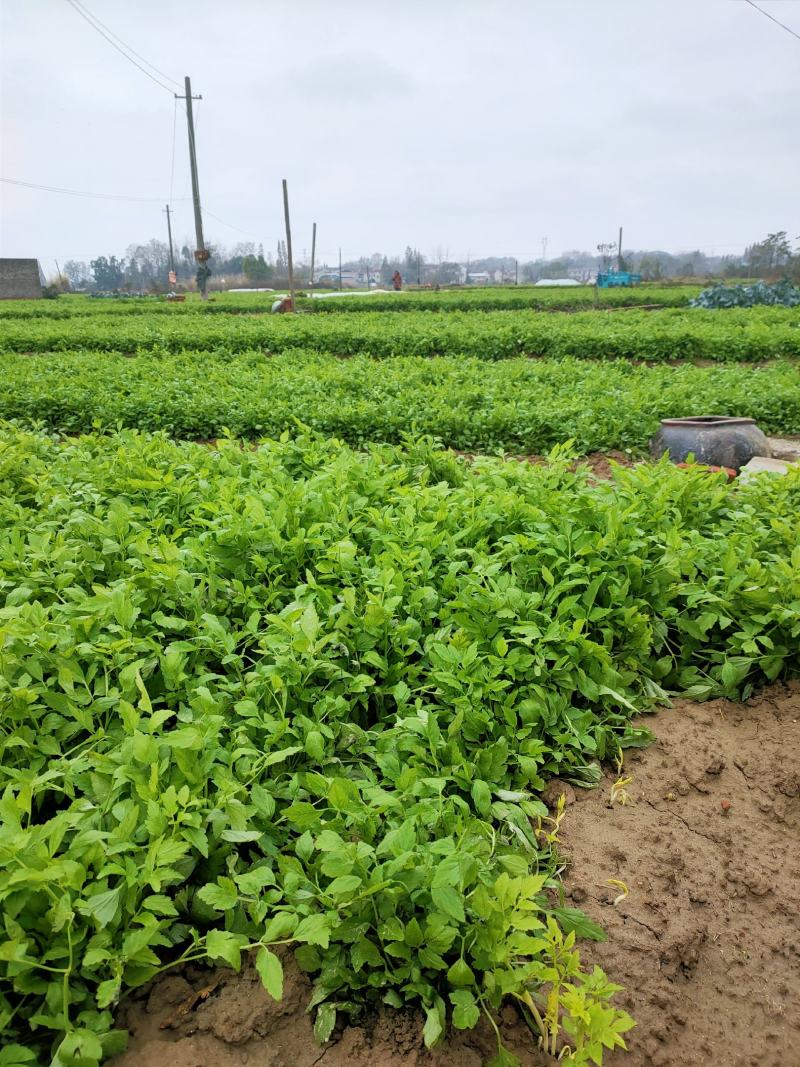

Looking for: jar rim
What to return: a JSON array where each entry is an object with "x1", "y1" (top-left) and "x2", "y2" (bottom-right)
[{"x1": 660, "y1": 416, "x2": 757, "y2": 427}]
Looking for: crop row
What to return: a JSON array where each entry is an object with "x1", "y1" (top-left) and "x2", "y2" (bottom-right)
[
  {"x1": 1, "y1": 424, "x2": 799, "y2": 1063},
  {"x1": 294, "y1": 285, "x2": 702, "y2": 314},
  {"x1": 0, "y1": 286, "x2": 702, "y2": 319},
  {"x1": 2, "y1": 306, "x2": 799, "y2": 361},
  {"x1": 3, "y1": 351, "x2": 798, "y2": 453}
]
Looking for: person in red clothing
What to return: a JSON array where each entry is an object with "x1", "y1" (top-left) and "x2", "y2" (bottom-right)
[{"x1": 392, "y1": 270, "x2": 402, "y2": 291}]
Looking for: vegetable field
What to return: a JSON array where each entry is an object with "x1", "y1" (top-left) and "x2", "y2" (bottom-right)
[
  {"x1": 2, "y1": 352, "x2": 799, "y2": 453},
  {"x1": 2, "y1": 304, "x2": 799, "y2": 361},
  {"x1": 1, "y1": 290, "x2": 799, "y2": 1065}
]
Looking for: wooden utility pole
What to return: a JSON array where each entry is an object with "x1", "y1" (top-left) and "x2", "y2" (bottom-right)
[
  {"x1": 164, "y1": 204, "x2": 176, "y2": 275},
  {"x1": 618, "y1": 226, "x2": 623, "y2": 272},
  {"x1": 282, "y1": 179, "x2": 296, "y2": 309},
  {"x1": 176, "y1": 76, "x2": 209, "y2": 298},
  {"x1": 417, "y1": 254, "x2": 421, "y2": 286},
  {"x1": 338, "y1": 248, "x2": 342, "y2": 291},
  {"x1": 310, "y1": 222, "x2": 317, "y2": 289},
  {"x1": 514, "y1": 258, "x2": 518, "y2": 285}
]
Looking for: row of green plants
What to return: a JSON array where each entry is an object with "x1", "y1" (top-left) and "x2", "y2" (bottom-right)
[
  {"x1": 1, "y1": 425, "x2": 799, "y2": 1065},
  {"x1": 2, "y1": 306, "x2": 799, "y2": 361},
  {"x1": 2, "y1": 351, "x2": 799, "y2": 453},
  {"x1": 0, "y1": 287, "x2": 702, "y2": 319},
  {"x1": 295, "y1": 285, "x2": 701, "y2": 314}
]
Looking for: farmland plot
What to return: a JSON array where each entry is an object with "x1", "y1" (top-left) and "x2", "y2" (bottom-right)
[{"x1": 1, "y1": 426, "x2": 799, "y2": 1065}]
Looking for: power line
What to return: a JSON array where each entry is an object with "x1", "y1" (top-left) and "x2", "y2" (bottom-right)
[
  {"x1": 743, "y1": 0, "x2": 800, "y2": 43},
  {"x1": 203, "y1": 209, "x2": 259, "y2": 240},
  {"x1": 70, "y1": 0, "x2": 182, "y2": 88},
  {"x1": 64, "y1": 0, "x2": 177, "y2": 93},
  {"x1": 1, "y1": 177, "x2": 190, "y2": 203}
]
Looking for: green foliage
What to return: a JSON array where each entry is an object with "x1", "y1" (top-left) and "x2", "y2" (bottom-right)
[
  {"x1": 0, "y1": 351, "x2": 797, "y2": 453},
  {"x1": 692, "y1": 280, "x2": 800, "y2": 309},
  {"x1": 1, "y1": 305, "x2": 798, "y2": 361},
  {"x1": 1, "y1": 425, "x2": 799, "y2": 1063},
  {"x1": 0, "y1": 287, "x2": 702, "y2": 320}
]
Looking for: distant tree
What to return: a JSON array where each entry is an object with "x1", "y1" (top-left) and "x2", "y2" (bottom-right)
[
  {"x1": 404, "y1": 246, "x2": 423, "y2": 280},
  {"x1": 746, "y1": 231, "x2": 793, "y2": 276},
  {"x1": 243, "y1": 254, "x2": 273, "y2": 284},
  {"x1": 438, "y1": 261, "x2": 463, "y2": 284},
  {"x1": 90, "y1": 255, "x2": 125, "y2": 290},
  {"x1": 63, "y1": 260, "x2": 91, "y2": 288},
  {"x1": 637, "y1": 255, "x2": 663, "y2": 281},
  {"x1": 276, "y1": 240, "x2": 288, "y2": 276}
]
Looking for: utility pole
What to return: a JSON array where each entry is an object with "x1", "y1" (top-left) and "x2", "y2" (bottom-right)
[
  {"x1": 176, "y1": 76, "x2": 210, "y2": 298},
  {"x1": 617, "y1": 226, "x2": 623, "y2": 272},
  {"x1": 542, "y1": 236, "x2": 548, "y2": 263},
  {"x1": 338, "y1": 248, "x2": 342, "y2": 291},
  {"x1": 164, "y1": 204, "x2": 176, "y2": 277},
  {"x1": 417, "y1": 254, "x2": 421, "y2": 286},
  {"x1": 310, "y1": 222, "x2": 317, "y2": 289},
  {"x1": 514, "y1": 258, "x2": 518, "y2": 285},
  {"x1": 282, "y1": 179, "x2": 296, "y2": 309}
]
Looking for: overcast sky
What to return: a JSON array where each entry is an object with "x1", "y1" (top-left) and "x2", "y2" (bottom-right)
[{"x1": 1, "y1": 0, "x2": 798, "y2": 269}]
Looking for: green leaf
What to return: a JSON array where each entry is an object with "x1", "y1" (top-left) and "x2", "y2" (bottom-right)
[
  {"x1": 255, "y1": 946, "x2": 284, "y2": 1001},
  {"x1": 263, "y1": 911, "x2": 297, "y2": 942},
  {"x1": 198, "y1": 878, "x2": 238, "y2": 912},
  {"x1": 423, "y1": 1001, "x2": 445, "y2": 1048},
  {"x1": 471, "y1": 779, "x2": 492, "y2": 816},
  {"x1": 53, "y1": 1028, "x2": 103, "y2": 1067},
  {"x1": 404, "y1": 917, "x2": 424, "y2": 948},
  {"x1": 206, "y1": 929, "x2": 245, "y2": 970},
  {"x1": 446, "y1": 958, "x2": 475, "y2": 987},
  {"x1": 314, "y1": 1002, "x2": 337, "y2": 1044},
  {"x1": 431, "y1": 885, "x2": 465, "y2": 923},
  {"x1": 325, "y1": 875, "x2": 361, "y2": 898},
  {"x1": 450, "y1": 988, "x2": 480, "y2": 1029},
  {"x1": 304, "y1": 730, "x2": 325, "y2": 760},
  {"x1": 0, "y1": 1046, "x2": 38, "y2": 1065},
  {"x1": 294, "y1": 913, "x2": 331, "y2": 948},
  {"x1": 351, "y1": 937, "x2": 382, "y2": 971},
  {"x1": 81, "y1": 886, "x2": 121, "y2": 929},
  {"x1": 550, "y1": 906, "x2": 607, "y2": 942}
]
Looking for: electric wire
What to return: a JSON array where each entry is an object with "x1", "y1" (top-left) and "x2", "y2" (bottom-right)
[
  {"x1": 743, "y1": 0, "x2": 800, "y2": 43},
  {"x1": 64, "y1": 0, "x2": 177, "y2": 93},
  {"x1": 203, "y1": 209, "x2": 260, "y2": 240},
  {"x1": 70, "y1": 0, "x2": 182, "y2": 88},
  {"x1": 1, "y1": 177, "x2": 190, "y2": 203}
]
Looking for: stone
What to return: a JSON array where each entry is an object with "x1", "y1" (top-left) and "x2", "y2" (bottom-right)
[{"x1": 738, "y1": 456, "x2": 799, "y2": 483}]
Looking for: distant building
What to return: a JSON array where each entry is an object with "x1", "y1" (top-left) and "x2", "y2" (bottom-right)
[
  {"x1": 467, "y1": 271, "x2": 491, "y2": 285},
  {"x1": 315, "y1": 268, "x2": 360, "y2": 288},
  {"x1": 0, "y1": 258, "x2": 44, "y2": 299}
]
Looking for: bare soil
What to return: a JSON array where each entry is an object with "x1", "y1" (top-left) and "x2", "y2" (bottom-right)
[{"x1": 112, "y1": 682, "x2": 800, "y2": 1067}]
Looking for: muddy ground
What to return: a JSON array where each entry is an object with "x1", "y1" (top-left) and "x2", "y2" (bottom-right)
[{"x1": 112, "y1": 681, "x2": 800, "y2": 1067}]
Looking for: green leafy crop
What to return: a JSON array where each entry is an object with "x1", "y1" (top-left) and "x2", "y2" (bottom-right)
[
  {"x1": 2, "y1": 305, "x2": 798, "y2": 361},
  {"x1": 1, "y1": 426, "x2": 799, "y2": 1064},
  {"x1": 0, "y1": 352, "x2": 798, "y2": 454}
]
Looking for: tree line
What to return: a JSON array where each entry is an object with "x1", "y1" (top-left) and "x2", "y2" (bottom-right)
[{"x1": 56, "y1": 231, "x2": 800, "y2": 293}]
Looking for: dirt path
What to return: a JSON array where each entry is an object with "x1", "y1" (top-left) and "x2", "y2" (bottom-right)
[
  {"x1": 112, "y1": 682, "x2": 800, "y2": 1067},
  {"x1": 556, "y1": 681, "x2": 800, "y2": 1067}
]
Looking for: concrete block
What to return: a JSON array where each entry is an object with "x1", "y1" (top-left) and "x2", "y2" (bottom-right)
[{"x1": 738, "y1": 456, "x2": 799, "y2": 483}]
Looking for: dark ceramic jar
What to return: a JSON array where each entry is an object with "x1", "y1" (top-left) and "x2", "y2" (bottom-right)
[{"x1": 649, "y1": 416, "x2": 771, "y2": 472}]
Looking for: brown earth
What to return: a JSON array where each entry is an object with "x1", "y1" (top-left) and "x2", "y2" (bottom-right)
[{"x1": 112, "y1": 682, "x2": 800, "y2": 1067}]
